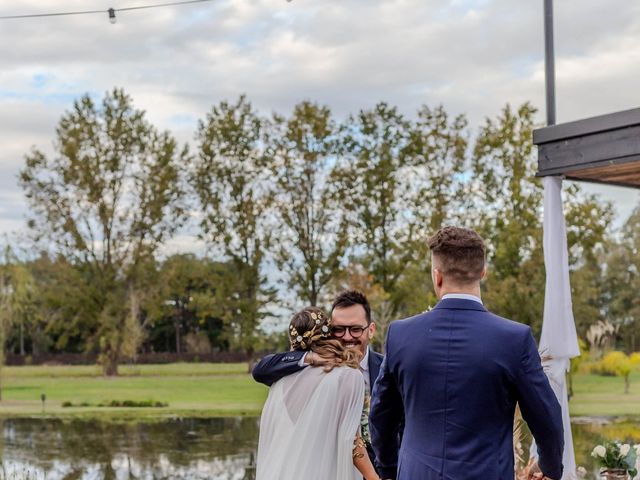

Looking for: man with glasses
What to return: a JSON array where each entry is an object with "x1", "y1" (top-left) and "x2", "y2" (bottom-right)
[{"x1": 252, "y1": 290, "x2": 395, "y2": 472}]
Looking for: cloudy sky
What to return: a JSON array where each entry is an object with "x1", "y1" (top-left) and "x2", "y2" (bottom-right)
[{"x1": 1, "y1": 0, "x2": 639, "y2": 254}]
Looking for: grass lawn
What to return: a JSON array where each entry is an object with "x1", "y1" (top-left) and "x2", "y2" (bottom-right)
[
  {"x1": 0, "y1": 362, "x2": 269, "y2": 418},
  {"x1": 569, "y1": 370, "x2": 640, "y2": 417},
  {"x1": 0, "y1": 363, "x2": 637, "y2": 419}
]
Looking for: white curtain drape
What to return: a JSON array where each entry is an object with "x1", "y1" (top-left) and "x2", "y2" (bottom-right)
[{"x1": 531, "y1": 176, "x2": 580, "y2": 479}]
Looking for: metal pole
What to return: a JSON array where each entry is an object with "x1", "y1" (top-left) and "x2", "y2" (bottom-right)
[{"x1": 544, "y1": 0, "x2": 556, "y2": 126}]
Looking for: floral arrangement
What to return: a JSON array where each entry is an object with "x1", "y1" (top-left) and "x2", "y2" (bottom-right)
[{"x1": 591, "y1": 441, "x2": 639, "y2": 477}]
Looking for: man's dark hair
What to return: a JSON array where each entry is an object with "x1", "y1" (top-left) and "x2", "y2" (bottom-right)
[
  {"x1": 331, "y1": 290, "x2": 372, "y2": 324},
  {"x1": 427, "y1": 226, "x2": 486, "y2": 285}
]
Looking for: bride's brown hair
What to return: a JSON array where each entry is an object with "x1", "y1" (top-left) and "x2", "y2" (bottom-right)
[{"x1": 289, "y1": 306, "x2": 362, "y2": 372}]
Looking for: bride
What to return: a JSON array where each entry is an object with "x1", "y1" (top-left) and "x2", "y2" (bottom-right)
[{"x1": 256, "y1": 306, "x2": 380, "y2": 480}]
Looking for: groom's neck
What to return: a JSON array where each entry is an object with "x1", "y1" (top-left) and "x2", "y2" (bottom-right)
[{"x1": 438, "y1": 283, "x2": 482, "y2": 300}]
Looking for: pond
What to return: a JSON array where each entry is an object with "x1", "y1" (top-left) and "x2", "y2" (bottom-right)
[{"x1": 0, "y1": 416, "x2": 638, "y2": 479}]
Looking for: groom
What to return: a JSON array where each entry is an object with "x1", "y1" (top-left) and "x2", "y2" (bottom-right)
[
  {"x1": 252, "y1": 290, "x2": 394, "y2": 471},
  {"x1": 369, "y1": 226, "x2": 564, "y2": 480}
]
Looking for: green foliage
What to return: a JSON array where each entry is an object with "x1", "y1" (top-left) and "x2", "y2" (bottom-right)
[
  {"x1": 144, "y1": 254, "x2": 230, "y2": 354},
  {"x1": 18, "y1": 88, "x2": 187, "y2": 375},
  {"x1": 12, "y1": 91, "x2": 630, "y2": 363},
  {"x1": 590, "y1": 440, "x2": 638, "y2": 477},
  {"x1": 602, "y1": 207, "x2": 640, "y2": 353},
  {"x1": 631, "y1": 352, "x2": 640, "y2": 368},
  {"x1": 596, "y1": 351, "x2": 633, "y2": 393},
  {"x1": 269, "y1": 101, "x2": 349, "y2": 306},
  {"x1": 338, "y1": 102, "x2": 411, "y2": 297},
  {"x1": 193, "y1": 95, "x2": 274, "y2": 357}
]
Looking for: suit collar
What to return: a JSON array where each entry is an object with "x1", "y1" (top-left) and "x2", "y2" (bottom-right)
[
  {"x1": 368, "y1": 349, "x2": 383, "y2": 383},
  {"x1": 433, "y1": 297, "x2": 488, "y2": 312}
]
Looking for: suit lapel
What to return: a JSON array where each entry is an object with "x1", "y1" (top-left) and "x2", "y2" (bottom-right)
[{"x1": 368, "y1": 349, "x2": 383, "y2": 386}]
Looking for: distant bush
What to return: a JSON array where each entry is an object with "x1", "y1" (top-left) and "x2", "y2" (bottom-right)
[
  {"x1": 599, "y1": 351, "x2": 632, "y2": 394},
  {"x1": 100, "y1": 400, "x2": 168, "y2": 408},
  {"x1": 62, "y1": 400, "x2": 168, "y2": 408},
  {"x1": 630, "y1": 352, "x2": 640, "y2": 369}
]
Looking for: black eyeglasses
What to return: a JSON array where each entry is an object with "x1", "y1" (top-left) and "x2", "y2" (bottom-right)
[{"x1": 332, "y1": 325, "x2": 368, "y2": 338}]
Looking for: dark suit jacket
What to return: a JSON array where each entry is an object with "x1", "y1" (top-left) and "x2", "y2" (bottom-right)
[
  {"x1": 252, "y1": 348, "x2": 388, "y2": 470},
  {"x1": 369, "y1": 298, "x2": 564, "y2": 480},
  {"x1": 252, "y1": 348, "x2": 383, "y2": 387}
]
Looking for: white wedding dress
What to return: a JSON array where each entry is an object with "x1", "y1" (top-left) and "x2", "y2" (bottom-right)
[{"x1": 256, "y1": 365, "x2": 365, "y2": 480}]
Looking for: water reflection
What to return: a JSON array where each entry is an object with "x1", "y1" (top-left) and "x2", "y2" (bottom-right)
[
  {"x1": 0, "y1": 417, "x2": 259, "y2": 480},
  {"x1": 0, "y1": 416, "x2": 638, "y2": 479}
]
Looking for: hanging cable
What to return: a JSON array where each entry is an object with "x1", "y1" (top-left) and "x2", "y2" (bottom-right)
[{"x1": 0, "y1": 0, "x2": 216, "y2": 21}]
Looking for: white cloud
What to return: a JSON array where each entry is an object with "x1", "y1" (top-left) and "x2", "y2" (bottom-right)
[{"x1": 1, "y1": 0, "x2": 639, "y2": 243}]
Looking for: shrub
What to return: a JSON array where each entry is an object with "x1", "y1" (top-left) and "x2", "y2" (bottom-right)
[
  {"x1": 99, "y1": 399, "x2": 168, "y2": 408},
  {"x1": 600, "y1": 351, "x2": 632, "y2": 393},
  {"x1": 630, "y1": 352, "x2": 640, "y2": 369}
]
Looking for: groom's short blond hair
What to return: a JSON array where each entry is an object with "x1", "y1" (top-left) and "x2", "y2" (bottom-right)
[{"x1": 428, "y1": 226, "x2": 486, "y2": 285}]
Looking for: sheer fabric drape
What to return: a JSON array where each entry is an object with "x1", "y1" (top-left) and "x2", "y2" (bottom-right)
[{"x1": 256, "y1": 366, "x2": 365, "y2": 480}]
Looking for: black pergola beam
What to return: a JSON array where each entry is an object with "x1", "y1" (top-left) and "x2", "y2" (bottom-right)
[{"x1": 534, "y1": 108, "x2": 640, "y2": 188}]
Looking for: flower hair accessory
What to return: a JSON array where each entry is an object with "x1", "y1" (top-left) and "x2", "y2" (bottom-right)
[{"x1": 289, "y1": 310, "x2": 332, "y2": 350}]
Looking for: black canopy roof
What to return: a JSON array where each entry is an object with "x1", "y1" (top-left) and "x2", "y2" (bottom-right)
[{"x1": 534, "y1": 107, "x2": 640, "y2": 189}]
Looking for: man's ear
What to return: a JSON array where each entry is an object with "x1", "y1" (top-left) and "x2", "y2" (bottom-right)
[
  {"x1": 368, "y1": 322, "x2": 376, "y2": 337},
  {"x1": 480, "y1": 265, "x2": 487, "y2": 281},
  {"x1": 434, "y1": 268, "x2": 444, "y2": 288}
]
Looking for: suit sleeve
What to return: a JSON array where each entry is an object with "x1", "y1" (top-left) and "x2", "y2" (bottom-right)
[
  {"x1": 251, "y1": 350, "x2": 306, "y2": 386},
  {"x1": 514, "y1": 329, "x2": 564, "y2": 480},
  {"x1": 369, "y1": 326, "x2": 403, "y2": 480}
]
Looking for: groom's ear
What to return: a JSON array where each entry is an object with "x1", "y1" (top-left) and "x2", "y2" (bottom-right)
[
  {"x1": 433, "y1": 268, "x2": 444, "y2": 288},
  {"x1": 480, "y1": 265, "x2": 487, "y2": 281}
]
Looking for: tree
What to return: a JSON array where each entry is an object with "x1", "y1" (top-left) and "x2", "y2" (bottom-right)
[
  {"x1": 269, "y1": 101, "x2": 350, "y2": 306},
  {"x1": 192, "y1": 95, "x2": 274, "y2": 358},
  {"x1": 144, "y1": 254, "x2": 229, "y2": 354},
  {"x1": 19, "y1": 88, "x2": 187, "y2": 375},
  {"x1": 468, "y1": 103, "x2": 545, "y2": 329},
  {"x1": 0, "y1": 247, "x2": 42, "y2": 398},
  {"x1": 563, "y1": 188, "x2": 614, "y2": 338},
  {"x1": 603, "y1": 206, "x2": 640, "y2": 352},
  {"x1": 405, "y1": 105, "x2": 468, "y2": 233},
  {"x1": 338, "y1": 103, "x2": 411, "y2": 298}
]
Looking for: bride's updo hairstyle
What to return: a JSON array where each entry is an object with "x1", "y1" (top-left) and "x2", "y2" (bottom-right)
[{"x1": 289, "y1": 306, "x2": 362, "y2": 372}]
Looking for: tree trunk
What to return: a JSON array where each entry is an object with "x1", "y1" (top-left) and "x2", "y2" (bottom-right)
[
  {"x1": 103, "y1": 355, "x2": 119, "y2": 376},
  {"x1": 19, "y1": 322, "x2": 25, "y2": 356},
  {"x1": 175, "y1": 320, "x2": 181, "y2": 355},
  {"x1": 246, "y1": 347, "x2": 255, "y2": 373}
]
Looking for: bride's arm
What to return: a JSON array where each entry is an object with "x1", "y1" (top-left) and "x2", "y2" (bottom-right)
[{"x1": 353, "y1": 432, "x2": 380, "y2": 480}]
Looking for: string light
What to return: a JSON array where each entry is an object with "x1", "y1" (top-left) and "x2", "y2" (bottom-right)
[{"x1": 0, "y1": 0, "x2": 216, "y2": 23}]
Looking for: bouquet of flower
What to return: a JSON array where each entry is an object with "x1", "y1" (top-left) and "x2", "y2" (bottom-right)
[{"x1": 591, "y1": 441, "x2": 639, "y2": 478}]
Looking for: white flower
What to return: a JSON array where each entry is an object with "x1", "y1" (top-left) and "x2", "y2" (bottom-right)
[
  {"x1": 321, "y1": 325, "x2": 329, "y2": 333},
  {"x1": 296, "y1": 335, "x2": 303, "y2": 342},
  {"x1": 592, "y1": 445, "x2": 606, "y2": 458},
  {"x1": 620, "y1": 444, "x2": 631, "y2": 457}
]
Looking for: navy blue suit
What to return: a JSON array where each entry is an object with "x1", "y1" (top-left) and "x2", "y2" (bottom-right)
[
  {"x1": 252, "y1": 348, "x2": 383, "y2": 388},
  {"x1": 252, "y1": 348, "x2": 388, "y2": 469},
  {"x1": 369, "y1": 298, "x2": 564, "y2": 480}
]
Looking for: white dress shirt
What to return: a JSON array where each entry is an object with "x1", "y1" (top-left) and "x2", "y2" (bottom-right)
[
  {"x1": 441, "y1": 293, "x2": 483, "y2": 304},
  {"x1": 360, "y1": 348, "x2": 370, "y2": 393}
]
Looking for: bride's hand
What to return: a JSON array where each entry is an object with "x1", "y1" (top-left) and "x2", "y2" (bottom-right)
[{"x1": 305, "y1": 352, "x2": 329, "y2": 366}]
